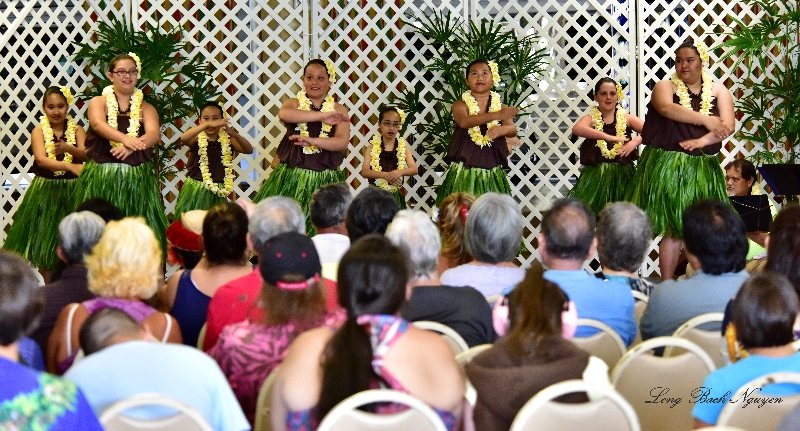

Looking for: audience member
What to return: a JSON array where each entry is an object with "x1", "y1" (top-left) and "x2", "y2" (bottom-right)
[
  {"x1": 272, "y1": 235, "x2": 464, "y2": 430},
  {"x1": 540, "y1": 198, "x2": 637, "y2": 346},
  {"x1": 345, "y1": 187, "x2": 399, "y2": 242},
  {"x1": 65, "y1": 308, "x2": 249, "y2": 431},
  {"x1": 75, "y1": 197, "x2": 123, "y2": 222},
  {"x1": 309, "y1": 182, "x2": 352, "y2": 265},
  {"x1": 30, "y1": 212, "x2": 105, "y2": 352},
  {"x1": 165, "y1": 209, "x2": 206, "y2": 270},
  {"x1": 468, "y1": 262, "x2": 609, "y2": 431},
  {"x1": 595, "y1": 202, "x2": 654, "y2": 295},
  {"x1": 0, "y1": 250, "x2": 103, "y2": 430},
  {"x1": 764, "y1": 204, "x2": 800, "y2": 293},
  {"x1": 641, "y1": 199, "x2": 749, "y2": 340},
  {"x1": 387, "y1": 209, "x2": 495, "y2": 347},
  {"x1": 210, "y1": 232, "x2": 344, "y2": 424},
  {"x1": 693, "y1": 272, "x2": 800, "y2": 428},
  {"x1": 725, "y1": 159, "x2": 757, "y2": 197},
  {"x1": 440, "y1": 192, "x2": 525, "y2": 297},
  {"x1": 46, "y1": 218, "x2": 182, "y2": 374},
  {"x1": 436, "y1": 192, "x2": 475, "y2": 274}
]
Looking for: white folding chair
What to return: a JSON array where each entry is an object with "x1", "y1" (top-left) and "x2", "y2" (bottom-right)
[
  {"x1": 664, "y1": 312, "x2": 725, "y2": 368},
  {"x1": 99, "y1": 393, "x2": 213, "y2": 431},
  {"x1": 717, "y1": 372, "x2": 800, "y2": 431},
  {"x1": 316, "y1": 389, "x2": 448, "y2": 431},
  {"x1": 196, "y1": 322, "x2": 207, "y2": 351},
  {"x1": 254, "y1": 366, "x2": 281, "y2": 431},
  {"x1": 570, "y1": 318, "x2": 627, "y2": 370},
  {"x1": 455, "y1": 343, "x2": 492, "y2": 406},
  {"x1": 509, "y1": 379, "x2": 640, "y2": 431},
  {"x1": 631, "y1": 291, "x2": 648, "y2": 346},
  {"x1": 412, "y1": 321, "x2": 469, "y2": 356}
]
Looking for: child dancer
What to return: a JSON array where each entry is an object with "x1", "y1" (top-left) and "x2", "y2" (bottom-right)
[
  {"x1": 436, "y1": 59, "x2": 520, "y2": 205},
  {"x1": 4, "y1": 86, "x2": 87, "y2": 271},
  {"x1": 174, "y1": 101, "x2": 253, "y2": 219},
  {"x1": 359, "y1": 106, "x2": 418, "y2": 209},
  {"x1": 254, "y1": 59, "x2": 350, "y2": 234},
  {"x1": 568, "y1": 77, "x2": 644, "y2": 214}
]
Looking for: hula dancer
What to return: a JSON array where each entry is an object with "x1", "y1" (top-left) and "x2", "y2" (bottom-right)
[
  {"x1": 568, "y1": 78, "x2": 644, "y2": 214},
  {"x1": 359, "y1": 106, "x2": 418, "y2": 209},
  {"x1": 73, "y1": 53, "x2": 169, "y2": 253},
  {"x1": 254, "y1": 59, "x2": 350, "y2": 234},
  {"x1": 4, "y1": 86, "x2": 87, "y2": 272},
  {"x1": 435, "y1": 59, "x2": 521, "y2": 205},
  {"x1": 173, "y1": 101, "x2": 254, "y2": 219},
  {"x1": 628, "y1": 40, "x2": 734, "y2": 280}
]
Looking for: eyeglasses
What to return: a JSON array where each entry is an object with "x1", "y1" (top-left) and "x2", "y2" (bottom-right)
[
  {"x1": 381, "y1": 121, "x2": 401, "y2": 128},
  {"x1": 111, "y1": 69, "x2": 138, "y2": 77}
]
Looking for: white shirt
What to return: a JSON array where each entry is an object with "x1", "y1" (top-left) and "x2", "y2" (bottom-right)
[{"x1": 311, "y1": 233, "x2": 351, "y2": 265}]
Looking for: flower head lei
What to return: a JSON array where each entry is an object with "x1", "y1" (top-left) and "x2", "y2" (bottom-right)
[
  {"x1": 488, "y1": 61, "x2": 501, "y2": 88},
  {"x1": 370, "y1": 132, "x2": 408, "y2": 192},
  {"x1": 462, "y1": 90, "x2": 502, "y2": 148},
  {"x1": 323, "y1": 59, "x2": 337, "y2": 84},
  {"x1": 395, "y1": 107, "x2": 406, "y2": 127},
  {"x1": 40, "y1": 89, "x2": 77, "y2": 176},
  {"x1": 296, "y1": 89, "x2": 336, "y2": 155},
  {"x1": 671, "y1": 40, "x2": 714, "y2": 116},
  {"x1": 104, "y1": 52, "x2": 144, "y2": 148},
  {"x1": 197, "y1": 128, "x2": 234, "y2": 197},
  {"x1": 129, "y1": 52, "x2": 142, "y2": 75}
]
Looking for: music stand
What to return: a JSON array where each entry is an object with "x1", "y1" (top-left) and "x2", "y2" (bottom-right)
[
  {"x1": 730, "y1": 195, "x2": 771, "y2": 232},
  {"x1": 758, "y1": 164, "x2": 800, "y2": 196}
]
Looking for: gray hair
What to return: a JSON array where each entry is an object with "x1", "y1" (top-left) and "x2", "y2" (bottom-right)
[
  {"x1": 249, "y1": 196, "x2": 305, "y2": 247},
  {"x1": 59, "y1": 211, "x2": 106, "y2": 264},
  {"x1": 309, "y1": 182, "x2": 352, "y2": 230},
  {"x1": 79, "y1": 308, "x2": 141, "y2": 356},
  {"x1": 385, "y1": 210, "x2": 441, "y2": 277},
  {"x1": 596, "y1": 202, "x2": 653, "y2": 273},
  {"x1": 466, "y1": 193, "x2": 523, "y2": 264}
]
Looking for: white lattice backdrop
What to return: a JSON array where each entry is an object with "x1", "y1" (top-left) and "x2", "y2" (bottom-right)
[{"x1": 0, "y1": 0, "x2": 768, "y2": 276}]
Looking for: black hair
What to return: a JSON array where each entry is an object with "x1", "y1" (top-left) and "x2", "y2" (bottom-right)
[
  {"x1": 345, "y1": 187, "x2": 400, "y2": 242},
  {"x1": 76, "y1": 198, "x2": 124, "y2": 223},
  {"x1": 304, "y1": 59, "x2": 329, "y2": 77},
  {"x1": 378, "y1": 106, "x2": 401, "y2": 123},
  {"x1": 0, "y1": 250, "x2": 44, "y2": 346},
  {"x1": 198, "y1": 101, "x2": 224, "y2": 118},
  {"x1": 43, "y1": 86, "x2": 68, "y2": 105},
  {"x1": 726, "y1": 159, "x2": 757, "y2": 195},
  {"x1": 732, "y1": 272, "x2": 799, "y2": 349},
  {"x1": 592, "y1": 77, "x2": 619, "y2": 99},
  {"x1": 465, "y1": 59, "x2": 490, "y2": 78},
  {"x1": 682, "y1": 199, "x2": 748, "y2": 275},
  {"x1": 309, "y1": 182, "x2": 352, "y2": 230},
  {"x1": 675, "y1": 40, "x2": 701, "y2": 57},
  {"x1": 765, "y1": 205, "x2": 800, "y2": 296},
  {"x1": 203, "y1": 202, "x2": 249, "y2": 265},
  {"x1": 541, "y1": 198, "x2": 596, "y2": 260}
]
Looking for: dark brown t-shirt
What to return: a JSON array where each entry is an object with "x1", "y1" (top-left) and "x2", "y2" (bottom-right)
[
  {"x1": 85, "y1": 116, "x2": 153, "y2": 166},
  {"x1": 275, "y1": 106, "x2": 344, "y2": 172},
  {"x1": 579, "y1": 113, "x2": 637, "y2": 166},
  {"x1": 445, "y1": 99, "x2": 509, "y2": 170},
  {"x1": 186, "y1": 139, "x2": 226, "y2": 182},
  {"x1": 641, "y1": 91, "x2": 722, "y2": 156},
  {"x1": 31, "y1": 132, "x2": 79, "y2": 179}
]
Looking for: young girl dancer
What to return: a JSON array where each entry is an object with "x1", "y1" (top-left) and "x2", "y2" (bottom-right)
[
  {"x1": 436, "y1": 59, "x2": 520, "y2": 205},
  {"x1": 254, "y1": 59, "x2": 350, "y2": 233},
  {"x1": 569, "y1": 77, "x2": 644, "y2": 214},
  {"x1": 4, "y1": 86, "x2": 87, "y2": 271},
  {"x1": 359, "y1": 106, "x2": 418, "y2": 209},
  {"x1": 73, "y1": 53, "x2": 169, "y2": 253},
  {"x1": 173, "y1": 101, "x2": 253, "y2": 219}
]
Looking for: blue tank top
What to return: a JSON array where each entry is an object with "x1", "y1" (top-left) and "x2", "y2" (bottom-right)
[{"x1": 170, "y1": 270, "x2": 212, "y2": 347}]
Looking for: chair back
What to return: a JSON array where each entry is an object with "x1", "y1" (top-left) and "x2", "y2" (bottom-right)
[
  {"x1": 664, "y1": 312, "x2": 724, "y2": 368},
  {"x1": 196, "y1": 322, "x2": 208, "y2": 351},
  {"x1": 254, "y1": 366, "x2": 281, "y2": 431},
  {"x1": 631, "y1": 292, "x2": 648, "y2": 346},
  {"x1": 509, "y1": 379, "x2": 640, "y2": 431},
  {"x1": 99, "y1": 393, "x2": 213, "y2": 431},
  {"x1": 316, "y1": 389, "x2": 448, "y2": 431},
  {"x1": 717, "y1": 372, "x2": 800, "y2": 431},
  {"x1": 611, "y1": 336, "x2": 716, "y2": 431},
  {"x1": 412, "y1": 321, "x2": 469, "y2": 356},
  {"x1": 570, "y1": 318, "x2": 626, "y2": 369},
  {"x1": 455, "y1": 344, "x2": 492, "y2": 406}
]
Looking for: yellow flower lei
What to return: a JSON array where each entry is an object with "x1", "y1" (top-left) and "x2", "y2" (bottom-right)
[
  {"x1": 589, "y1": 105, "x2": 627, "y2": 159},
  {"x1": 60, "y1": 87, "x2": 74, "y2": 105},
  {"x1": 296, "y1": 90, "x2": 336, "y2": 155},
  {"x1": 197, "y1": 130, "x2": 234, "y2": 197},
  {"x1": 672, "y1": 70, "x2": 714, "y2": 116},
  {"x1": 370, "y1": 134, "x2": 407, "y2": 192},
  {"x1": 103, "y1": 86, "x2": 144, "y2": 148},
  {"x1": 488, "y1": 61, "x2": 500, "y2": 88},
  {"x1": 324, "y1": 60, "x2": 337, "y2": 84},
  {"x1": 40, "y1": 114, "x2": 77, "y2": 176},
  {"x1": 462, "y1": 91, "x2": 501, "y2": 148},
  {"x1": 128, "y1": 52, "x2": 142, "y2": 74}
]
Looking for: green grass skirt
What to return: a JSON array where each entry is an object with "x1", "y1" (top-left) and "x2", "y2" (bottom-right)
[
  {"x1": 253, "y1": 163, "x2": 346, "y2": 234},
  {"x1": 3, "y1": 176, "x2": 77, "y2": 270},
  {"x1": 173, "y1": 177, "x2": 229, "y2": 220},
  {"x1": 628, "y1": 147, "x2": 727, "y2": 238},
  {"x1": 73, "y1": 160, "x2": 168, "y2": 254},
  {"x1": 568, "y1": 162, "x2": 637, "y2": 215},
  {"x1": 435, "y1": 162, "x2": 512, "y2": 206}
]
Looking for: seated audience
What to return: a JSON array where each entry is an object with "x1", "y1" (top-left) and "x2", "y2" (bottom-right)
[
  {"x1": 386, "y1": 209, "x2": 495, "y2": 347},
  {"x1": 309, "y1": 182, "x2": 352, "y2": 265},
  {"x1": 693, "y1": 272, "x2": 800, "y2": 428},
  {"x1": 436, "y1": 192, "x2": 475, "y2": 275},
  {"x1": 0, "y1": 250, "x2": 103, "y2": 430},
  {"x1": 75, "y1": 197, "x2": 123, "y2": 222},
  {"x1": 271, "y1": 235, "x2": 464, "y2": 430},
  {"x1": 165, "y1": 209, "x2": 206, "y2": 270},
  {"x1": 468, "y1": 262, "x2": 609, "y2": 431},
  {"x1": 164, "y1": 203, "x2": 252, "y2": 347},
  {"x1": 46, "y1": 218, "x2": 182, "y2": 374},
  {"x1": 65, "y1": 308, "x2": 248, "y2": 431},
  {"x1": 595, "y1": 202, "x2": 654, "y2": 295},
  {"x1": 641, "y1": 199, "x2": 748, "y2": 340},
  {"x1": 540, "y1": 198, "x2": 637, "y2": 345},
  {"x1": 210, "y1": 232, "x2": 344, "y2": 425},
  {"x1": 203, "y1": 196, "x2": 338, "y2": 350},
  {"x1": 30, "y1": 211, "x2": 105, "y2": 352},
  {"x1": 345, "y1": 187, "x2": 400, "y2": 242},
  {"x1": 440, "y1": 192, "x2": 525, "y2": 297},
  {"x1": 764, "y1": 204, "x2": 800, "y2": 292}
]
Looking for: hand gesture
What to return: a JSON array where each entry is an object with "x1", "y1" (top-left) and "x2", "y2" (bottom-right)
[
  {"x1": 679, "y1": 138, "x2": 705, "y2": 151},
  {"x1": 506, "y1": 136, "x2": 522, "y2": 147},
  {"x1": 384, "y1": 171, "x2": 401, "y2": 183},
  {"x1": 122, "y1": 136, "x2": 147, "y2": 151},
  {"x1": 204, "y1": 118, "x2": 228, "y2": 129},
  {"x1": 52, "y1": 141, "x2": 67, "y2": 155},
  {"x1": 618, "y1": 139, "x2": 639, "y2": 157},
  {"x1": 498, "y1": 106, "x2": 521, "y2": 121},
  {"x1": 110, "y1": 145, "x2": 134, "y2": 161},
  {"x1": 321, "y1": 111, "x2": 349, "y2": 126},
  {"x1": 289, "y1": 134, "x2": 310, "y2": 147},
  {"x1": 487, "y1": 126, "x2": 506, "y2": 140},
  {"x1": 704, "y1": 117, "x2": 732, "y2": 139}
]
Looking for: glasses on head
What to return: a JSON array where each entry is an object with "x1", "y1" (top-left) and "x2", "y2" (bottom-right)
[
  {"x1": 111, "y1": 69, "x2": 138, "y2": 77},
  {"x1": 381, "y1": 121, "x2": 401, "y2": 128}
]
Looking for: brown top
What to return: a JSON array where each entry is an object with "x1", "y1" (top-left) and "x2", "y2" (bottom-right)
[
  {"x1": 579, "y1": 112, "x2": 637, "y2": 166},
  {"x1": 275, "y1": 106, "x2": 343, "y2": 172},
  {"x1": 186, "y1": 139, "x2": 226, "y2": 182},
  {"x1": 641, "y1": 91, "x2": 722, "y2": 156},
  {"x1": 369, "y1": 138, "x2": 400, "y2": 186},
  {"x1": 85, "y1": 116, "x2": 153, "y2": 166},
  {"x1": 31, "y1": 131, "x2": 79, "y2": 179},
  {"x1": 445, "y1": 99, "x2": 509, "y2": 169}
]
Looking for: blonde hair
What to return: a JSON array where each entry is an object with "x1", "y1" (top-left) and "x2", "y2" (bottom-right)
[
  {"x1": 438, "y1": 192, "x2": 475, "y2": 267},
  {"x1": 86, "y1": 217, "x2": 162, "y2": 299}
]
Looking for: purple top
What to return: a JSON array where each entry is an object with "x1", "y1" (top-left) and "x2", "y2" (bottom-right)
[
  {"x1": 275, "y1": 105, "x2": 343, "y2": 172},
  {"x1": 445, "y1": 99, "x2": 509, "y2": 169},
  {"x1": 578, "y1": 109, "x2": 637, "y2": 166},
  {"x1": 85, "y1": 116, "x2": 153, "y2": 166},
  {"x1": 440, "y1": 264, "x2": 526, "y2": 297},
  {"x1": 641, "y1": 88, "x2": 722, "y2": 156}
]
